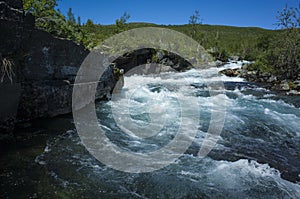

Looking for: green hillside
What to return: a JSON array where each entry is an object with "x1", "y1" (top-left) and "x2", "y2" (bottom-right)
[{"x1": 83, "y1": 23, "x2": 279, "y2": 61}]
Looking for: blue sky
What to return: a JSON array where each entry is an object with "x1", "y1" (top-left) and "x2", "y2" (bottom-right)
[{"x1": 57, "y1": 0, "x2": 300, "y2": 29}]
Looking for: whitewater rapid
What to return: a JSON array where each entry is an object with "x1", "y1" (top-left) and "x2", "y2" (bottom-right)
[{"x1": 34, "y1": 61, "x2": 300, "y2": 198}]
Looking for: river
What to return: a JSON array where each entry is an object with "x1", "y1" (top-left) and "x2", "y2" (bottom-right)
[{"x1": 1, "y1": 61, "x2": 300, "y2": 198}]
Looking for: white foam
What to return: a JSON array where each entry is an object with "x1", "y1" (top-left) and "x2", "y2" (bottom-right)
[
  {"x1": 260, "y1": 99, "x2": 297, "y2": 109},
  {"x1": 264, "y1": 110, "x2": 300, "y2": 135},
  {"x1": 214, "y1": 159, "x2": 281, "y2": 177},
  {"x1": 263, "y1": 93, "x2": 276, "y2": 98},
  {"x1": 179, "y1": 158, "x2": 300, "y2": 197}
]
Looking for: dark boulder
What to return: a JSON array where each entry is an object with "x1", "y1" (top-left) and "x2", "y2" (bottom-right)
[
  {"x1": 0, "y1": 0, "x2": 119, "y2": 142},
  {"x1": 113, "y1": 48, "x2": 192, "y2": 75}
]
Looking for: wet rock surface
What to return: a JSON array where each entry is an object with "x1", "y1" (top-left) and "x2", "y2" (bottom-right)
[{"x1": 0, "y1": 0, "x2": 116, "y2": 140}]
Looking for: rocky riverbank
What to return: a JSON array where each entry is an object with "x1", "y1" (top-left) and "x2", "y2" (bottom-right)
[{"x1": 219, "y1": 62, "x2": 300, "y2": 95}]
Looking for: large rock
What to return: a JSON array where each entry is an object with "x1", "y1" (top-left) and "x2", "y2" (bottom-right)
[
  {"x1": 2, "y1": 0, "x2": 22, "y2": 9},
  {"x1": 0, "y1": 0, "x2": 23, "y2": 22},
  {"x1": 279, "y1": 81, "x2": 290, "y2": 91},
  {"x1": 0, "y1": 0, "x2": 24, "y2": 139},
  {"x1": 272, "y1": 81, "x2": 290, "y2": 91},
  {"x1": 113, "y1": 48, "x2": 192, "y2": 74},
  {"x1": 0, "y1": 83, "x2": 21, "y2": 141},
  {"x1": 0, "y1": 0, "x2": 118, "y2": 141},
  {"x1": 20, "y1": 30, "x2": 89, "y2": 81}
]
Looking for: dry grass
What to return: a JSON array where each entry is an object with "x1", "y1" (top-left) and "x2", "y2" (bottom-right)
[{"x1": 1, "y1": 57, "x2": 15, "y2": 83}]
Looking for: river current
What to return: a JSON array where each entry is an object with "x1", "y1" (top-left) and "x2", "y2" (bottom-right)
[{"x1": 1, "y1": 61, "x2": 300, "y2": 198}]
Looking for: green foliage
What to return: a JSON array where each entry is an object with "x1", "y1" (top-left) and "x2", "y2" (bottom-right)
[
  {"x1": 288, "y1": 81, "x2": 296, "y2": 89},
  {"x1": 152, "y1": 53, "x2": 159, "y2": 63},
  {"x1": 80, "y1": 21, "x2": 278, "y2": 61},
  {"x1": 23, "y1": 0, "x2": 58, "y2": 19},
  {"x1": 115, "y1": 12, "x2": 131, "y2": 33},
  {"x1": 254, "y1": 3, "x2": 300, "y2": 80},
  {"x1": 209, "y1": 48, "x2": 230, "y2": 62},
  {"x1": 85, "y1": 19, "x2": 95, "y2": 28},
  {"x1": 77, "y1": 16, "x2": 81, "y2": 26},
  {"x1": 67, "y1": 8, "x2": 76, "y2": 24},
  {"x1": 276, "y1": 4, "x2": 300, "y2": 29},
  {"x1": 23, "y1": 0, "x2": 62, "y2": 34},
  {"x1": 248, "y1": 57, "x2": 274, "y2": 73},
  {"x1": 23, "y1": 0, "x2": 94, "y2": 49},
  {"x1": 189, "y1": 10, "x2": 202, "y2": 25},
  {"x1": 169, "y1": 24, "x2": 274, "y2": 61},
  {"x1": 188, "y1": 10, "x2": 203, "y2": 40},
  {"x1": 256, "y1": 33, "x2": 274, "y2": 51}
]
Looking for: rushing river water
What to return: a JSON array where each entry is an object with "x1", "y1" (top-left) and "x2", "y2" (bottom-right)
[{"x1": 1, "y1": 61, "x2": 300, "y2": 198}]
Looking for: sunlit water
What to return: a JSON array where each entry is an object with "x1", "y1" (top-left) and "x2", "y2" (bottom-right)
[{"x1": 1, "y1": 61, "x2": 300, "y2": 198}]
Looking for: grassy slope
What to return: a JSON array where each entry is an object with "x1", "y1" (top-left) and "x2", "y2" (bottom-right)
[{"x1": 83, "y1": 23, "x2": 279, "y2": 60}]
